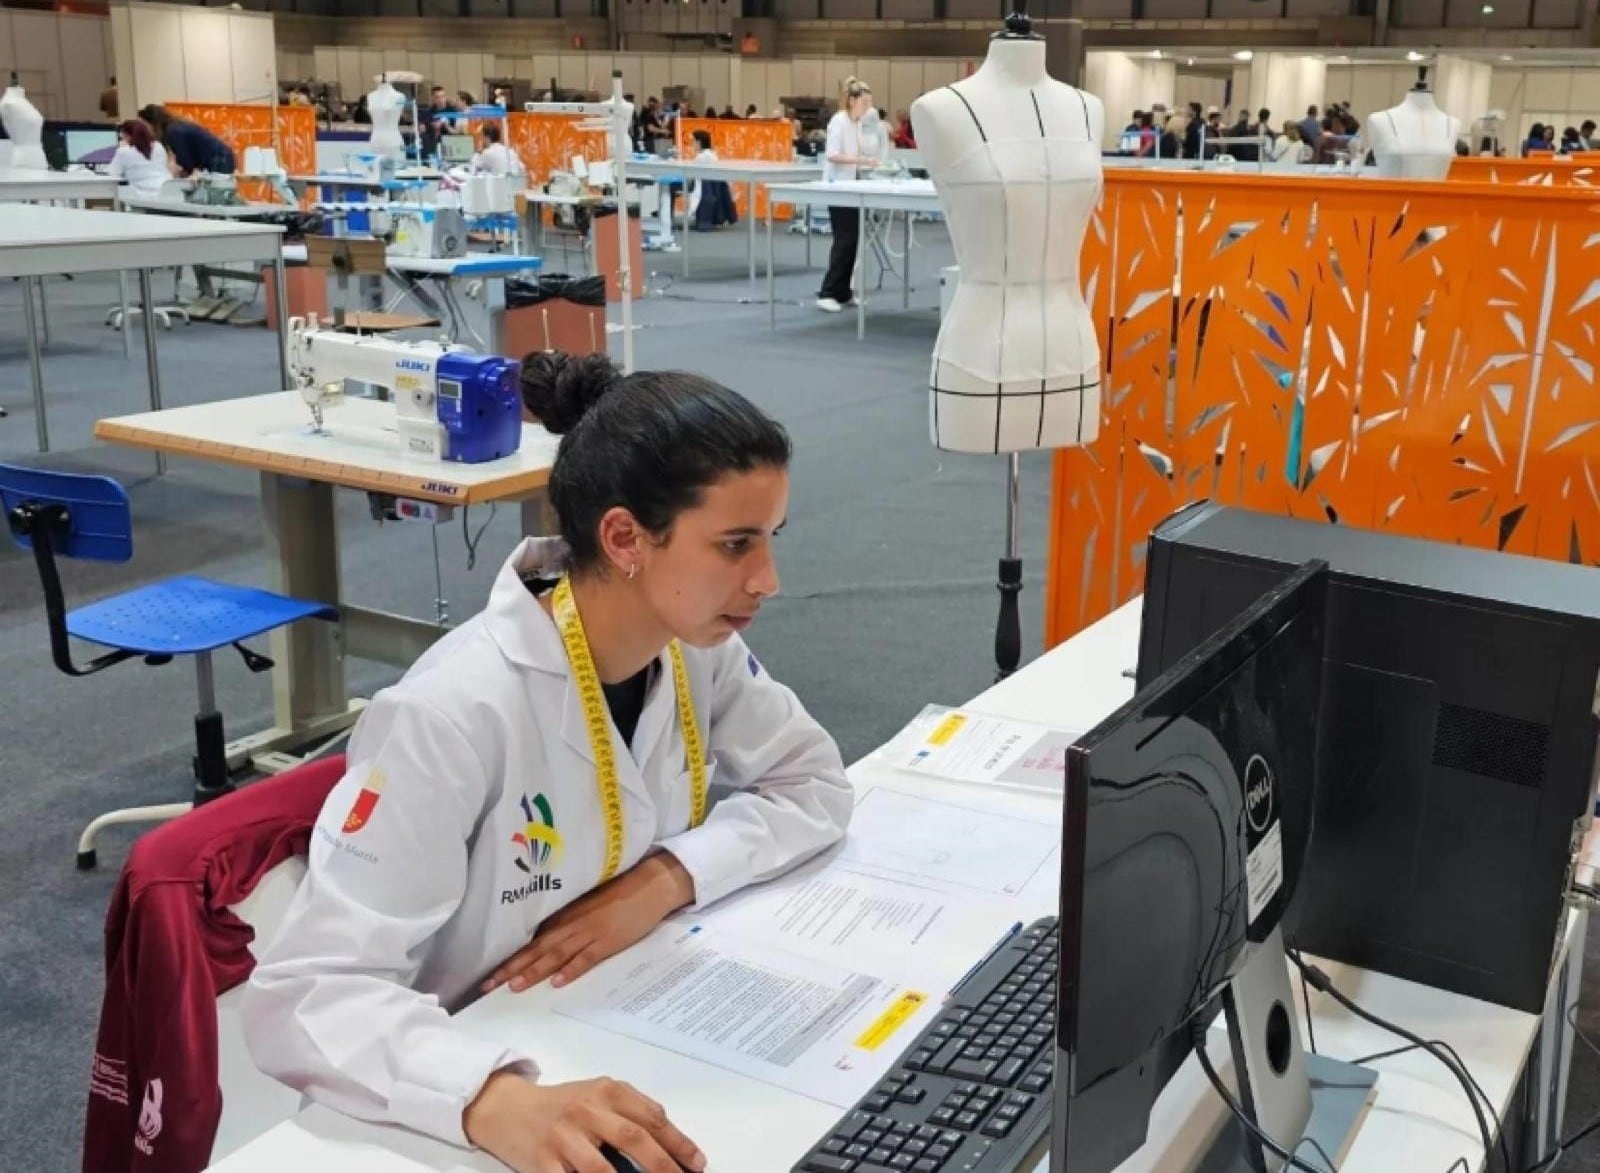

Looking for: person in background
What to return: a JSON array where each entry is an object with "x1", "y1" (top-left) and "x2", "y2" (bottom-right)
[
  {"x1": 689, "y1": 128, "x2": 737, "y2": 229},
  {"x1": 1183, "y1": 101, "x2": 1204, "y2": 159},
  {"x1": 493, "y1": 86, "x2": 510, "y2": 109},
  {"x1": 720, "y1": 107, "x2": 739, "y2": 119},
  {"x1": 892, "y1": 109, "x2": 916, "y2": 149},
  {"x1": 1579, "y1": 119, "x2": 1597, "y2": 150},
  {"x1": 108, "y1": 119, "x2": 170, "y2": 196},
  {"x1": 817, "y1": 76, "x2": 878, "y2": 314},
  {"x1": 745, "y1": 104, "x2": 759, "y2": 118},
  {"x1": 1299, "y1": 105, "x2": 1321, "y2": 149},
  {"x1": 472, "y1": 123, "x2": 513, "y2": 175},
  {"x1": 1523, "y1": 122, "x2": 1551, "y2": 155},
  {"x1": 640, "y1": 96, "x2": 665, "y2": 144},
  {"x1": 705, "y1": 105, "x2": 719, "y2": 118},
  {"x1": 1253, "y1": 108, "x2": 1275, "y2": 144},
  {"x1": 1224, "y1": 109, "x2": 1255, "y2": 161},
  {"x1": 1134, "y1": 111, "x2": 1157, "y2": 157},
  {"x1": 1271, "y1": 122, "x2": 1310, "y2": 164},
  {"x1": 1560, "y1": 126, "x2": 1582, "y2": 153},
  {"x1": 1159, "y1": 112, "x2": 1185, "y2": 160},
  {"x1": 99, "y1": 75, "x2": 118, "y2": 121},
  {"x1": 137, "y1": 104, "x2": 233, "y2": 177}
]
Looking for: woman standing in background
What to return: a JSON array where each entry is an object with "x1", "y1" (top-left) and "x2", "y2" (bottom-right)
[{"x1": 817, "y1": 77, "x2": 880, "y2": 314}]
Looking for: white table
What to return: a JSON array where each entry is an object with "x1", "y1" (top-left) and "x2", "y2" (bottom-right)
[
  {"x1": 628, "y1": 157, "x2": 823, "y2": 281},
  {"x1": 0, "y1": 166, "x2": 119, "y2": 204},
  {"x1": 764, "y1": 178, "x2": 943, "y2": 338},
  {"x1": 118, "y1": 193, "x2": 300, "y2": 220},
  {"x1": 517, "y1": 190, "x2": 604, "y2": 265},
  {"x1": 0, "y1": 205, "x2": 287, "y2": 456},
  {"x1": 206, "y1": 596, "x2": 1570, "y2": 1173},
  {"x1": 95, "y1": 392, "x2": 559, "y2": 769}
]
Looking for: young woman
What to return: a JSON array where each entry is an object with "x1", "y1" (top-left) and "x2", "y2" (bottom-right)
[
  {"x1": 107, "y1": 119, "x2": 170, "y2": 196},
  {"x1": 472, "y1": 123, "x2": 513, "y2": 175},
  {"x1": 244, "y1": 354, "x2": 852, "y2": 1173},
  {"x1": 817, "y1": 76, "x2": 880, "y2": 314}
]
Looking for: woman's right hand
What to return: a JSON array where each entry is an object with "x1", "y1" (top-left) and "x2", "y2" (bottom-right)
[{"x1": 464, "y1": 1069, "x2": 707, "y2": 1173}]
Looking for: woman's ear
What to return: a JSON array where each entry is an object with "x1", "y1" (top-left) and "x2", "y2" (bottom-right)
[{"x1": 595, "y1": 506, "x2": 647, "y2": 575}]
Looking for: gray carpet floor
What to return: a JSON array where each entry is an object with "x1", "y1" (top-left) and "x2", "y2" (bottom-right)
[{"x1": 2, "y1": 221, "x2": 1599, "y2": 1172}]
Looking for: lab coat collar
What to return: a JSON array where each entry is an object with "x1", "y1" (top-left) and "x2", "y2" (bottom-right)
[{"x1": 483, "y1": 537, "x2": 676, "y2": 772}]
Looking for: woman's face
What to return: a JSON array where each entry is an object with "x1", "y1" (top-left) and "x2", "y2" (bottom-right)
[
  {"x1": 849, "y1": 92, "x2": 873, "y2": 120},
  {"x1": 633, "y1": 466, "x2": 789, "y2": 648}
]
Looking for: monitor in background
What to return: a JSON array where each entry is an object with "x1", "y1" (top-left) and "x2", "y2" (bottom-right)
[
  {"x1": 440, "y1": 134, "x2": 474, "y2": 163},
  {"x1": 1138, "y1": 502, "x2": 1600, "y2": 1014},
  {"x1": 1118, "y1": 131, "x2": 1141, "y2": 153},
  {"x1": 65, "y1": 128, "x2": 119, "y2": 168},
  {"x1": 1052, "y1": 559, "x2": 1329, "y2": 1173}
]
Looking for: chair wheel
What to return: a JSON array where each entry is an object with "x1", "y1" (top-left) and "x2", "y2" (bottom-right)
[{"x1": 76, "y1": 849, "x2": 97, "y2": 871}]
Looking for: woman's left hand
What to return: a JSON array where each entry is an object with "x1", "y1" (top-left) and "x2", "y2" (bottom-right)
[{"x1": 483, "y1": 852, "x2": 697, "y2": 994}]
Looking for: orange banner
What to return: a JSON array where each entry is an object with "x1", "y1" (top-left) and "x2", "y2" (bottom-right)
[
  {"x1": 1045, "y1": 171, "x2": 1600, "y2": 646},
  {"x1": 506, "y1": 111, "x2": 606, "y2": 185},
  {"x1": 165, "y1": 102, "x2": 315, "y2": 203},
  {"x1": 1448, "y1": 155, "x2": 1600, "y2": 186},
  {"x1": 675, "y1": 117, "x2": 795, "y2": 220}
]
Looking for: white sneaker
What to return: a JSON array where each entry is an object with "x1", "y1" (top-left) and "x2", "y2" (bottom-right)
[{"x1": 816, "y1": 297, "x2": 843, "y2": 313}]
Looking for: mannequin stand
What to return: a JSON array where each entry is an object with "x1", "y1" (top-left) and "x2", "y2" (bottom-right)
[{"x1": 996, "y1": 453, "x2": 1023, "y2": 680}]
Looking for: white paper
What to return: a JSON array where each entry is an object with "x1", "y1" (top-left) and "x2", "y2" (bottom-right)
[
  {"x1": 879, "y1": 704, "x2": 1083, "y2": 794},
  {"x1": 834, "y1": 789, "x2": 1061, "y2": 897},
  {"x1": 703, "y1": 859, "x2": 1014, "y2": 988},
  {"x1": 556, "y1": 923, "x2": 938, "y2": 1107}
]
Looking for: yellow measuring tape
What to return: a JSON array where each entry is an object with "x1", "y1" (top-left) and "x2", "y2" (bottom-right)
[{"x1": 551, "y1": 577, "x2": 708, "y2": 883}]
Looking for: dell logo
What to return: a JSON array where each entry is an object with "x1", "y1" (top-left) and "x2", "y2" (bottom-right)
[{"x1": 1244, "y1": 754, "x2": 1274, "y2": 833}]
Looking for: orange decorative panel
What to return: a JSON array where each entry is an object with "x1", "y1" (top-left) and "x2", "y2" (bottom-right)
[
  {"x1": 507, "y1": 111, "x2": 606, "y2": 184},
  {"x1": 1448, "y1": 156, "x2": 1600, "y2": 186},
  {"x1": 675, "y1": 118, "x2": 796, "y2": 220},
  {"x1": 1045, "y1": 171, "x2": 1600, "y2": 646},
  {"x1": 164, "y1": 102, "x2": 315, "y2": 205}
]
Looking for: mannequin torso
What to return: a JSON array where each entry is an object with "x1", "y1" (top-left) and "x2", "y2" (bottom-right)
[
  {"x1": 1367, "y1": 90, "x2": 1458, "y2": 180},
  {"x1": 367, "y1": 81, "x2": 407, "y2": 159},
  {"x1": 1, "y1": 85, "x2": 47, "y2": 170},
  {"x1": 912, "y1": 37, "x2": 1104, "y2": 454}
]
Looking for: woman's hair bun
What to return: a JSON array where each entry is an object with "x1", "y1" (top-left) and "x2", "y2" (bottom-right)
[{"x1": 519, "y1": 350, "x2": 621, "y2": 435}]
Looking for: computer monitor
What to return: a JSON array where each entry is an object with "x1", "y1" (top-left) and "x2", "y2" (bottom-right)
[
  {"x1": 1138, "y1": 502, "x2": 1600, "y2": 1013},
  {"x1": 1051, "y1": 559, "x2": 1329, "y2": 1173},
  {"x1": 440, "y1": 134, "x2": 474, "y2": 163},
  {"x1": 65, "y1": 128, "x2": 119, "y2": 168}
]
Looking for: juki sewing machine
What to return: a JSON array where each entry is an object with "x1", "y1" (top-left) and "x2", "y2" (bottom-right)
[{"x1": 287, "y1": 316, "x2": 523, "y2": 463}]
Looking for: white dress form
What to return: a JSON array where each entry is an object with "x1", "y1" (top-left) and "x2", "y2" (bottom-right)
[
  {"x1": 1, "y1": 84, "x2": 48, "y2": 170},
  {"x1": 1366, "y1": 88, "x2": 1458, "y2": 181},
  {"x1": 367, "y1": 79, "x2": 407, "y2": 160},
  {"x1": 912, "y1": 31, "x2": 1104, "y2": 455}
]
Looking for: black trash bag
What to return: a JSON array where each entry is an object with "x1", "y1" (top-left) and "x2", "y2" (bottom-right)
[{"x1": 506, "y1": 273, "x2": 607, "y2": 309}]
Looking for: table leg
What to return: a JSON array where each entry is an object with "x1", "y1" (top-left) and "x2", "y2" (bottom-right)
[
  {"x1": 767, "y1": 200, "x2": 777, "y2": 331},
  {"x1": 273, "y1": 253, "x2": 292, "y2": 394},
  {"x1": 117, "y1": 270, "x2": 131, "y2": 360},
  {"x1": 23, "y1": 271, "x2": 47, "y2": 452},
  {"x1": 748, "y1": 179, "x2": 757, "y2": 283},
  {"x1": 903, "y1": 211, "x2": 911, "y2": 310},
  {"x1": 260, "y1": 471, "x2": 350, "y2": 740},
  {"x1": 806, "y1": 210, "x2": 813, "y2": 268},
  {"x1": 855, "y1": 200, "x2": 866, "y2": 342},
  {"x1": 682, "y1": 187, "x2": 691, "y2": 278},
  {"x1": 137, "y1": 269, "x2": 167, "y2": 476},
  {"x1": 36, "y1": 277, "x2": 51, "y2": 349}
]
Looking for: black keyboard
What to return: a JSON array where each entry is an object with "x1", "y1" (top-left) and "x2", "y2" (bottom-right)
[{"x1": 790, "y1": 917, "x2": 1058, "y2": 1173}]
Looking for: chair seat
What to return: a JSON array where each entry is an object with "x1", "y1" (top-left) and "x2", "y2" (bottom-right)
[{"x1": 67, "y1": 576, "x2": 335, "y2": 656}]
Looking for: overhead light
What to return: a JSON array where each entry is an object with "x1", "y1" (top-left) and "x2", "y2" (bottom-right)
[
  {"x1": 1406, "y1": 50, "x2": 1425, "y2": 62},
  {"x1": 1233, "y1": 49, "x2": 1254, "y2": 61},
  {"x1": 1482, "y1": 3, "x2": 1494, "y2": 10},
  {"x1": 1499, "y1": 53, "x2": 1513, "y2": 61},
  {"x1": 1187, "y1": 57, "x2": 1195, "y2": 66},
  {"x1": 1150, "y1": 49, "x2": 1163, "y2": 58}
]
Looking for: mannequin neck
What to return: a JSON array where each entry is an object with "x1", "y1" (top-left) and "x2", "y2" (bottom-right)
[
  {"x1": 976, "y1": 37, "x2": 1048, "y2": 87},
  {"x1": 3, "y1": 85, "x2": 23, "y2": 99},
  {"x1": 1403, "y1": 89, "x2": 1438, "y2": 113}
]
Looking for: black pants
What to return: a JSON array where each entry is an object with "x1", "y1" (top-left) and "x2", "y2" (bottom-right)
[{"x1": 820, "y1": 205, "x2": 860, "y2": 303}]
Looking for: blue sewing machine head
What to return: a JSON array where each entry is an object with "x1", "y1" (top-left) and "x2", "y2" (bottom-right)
[{"x1": 434, "y1": 352, "x2": 523, "y2": 464}]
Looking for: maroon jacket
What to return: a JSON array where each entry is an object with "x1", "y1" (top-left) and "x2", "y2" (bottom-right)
[{"x1": 82, "y1": 755, "x2": 346, "y2": 1173}]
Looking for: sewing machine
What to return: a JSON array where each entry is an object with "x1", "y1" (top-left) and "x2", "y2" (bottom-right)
[
  {"x1": 371, "y1": 204, "x2": 468, "y2": 257},
  {"x1": 287, "y1": 316, "x2": 523, "y2": 463}
]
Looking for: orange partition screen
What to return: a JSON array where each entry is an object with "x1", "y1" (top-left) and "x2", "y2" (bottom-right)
[
  {"x1": 1045, "y1": 170, "x2": 1600, "y2": 646},
  {"x1": 507, "y1": 112, "x2": 606, "y2": 184},
  {"x1": 165, "y1": 103, "x2": 315, "y2": 203},
  {"x1": 1448, "y1": 156, "x2": 1600, "y2": 186},
  {"x1": 676, "y1": 117, "x2": 796, "y2": 219}
]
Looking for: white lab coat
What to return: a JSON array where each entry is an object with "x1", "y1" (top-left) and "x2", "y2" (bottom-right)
[
  {"x1": 471, "y1": 141, "x2": 513, "y2": 175},
  {"x1": 109, "y1": 142, "x2": 170, "y2": 196},
  {"x1": 243, "y1": 536, "x2": 852, "y2": 1148}
]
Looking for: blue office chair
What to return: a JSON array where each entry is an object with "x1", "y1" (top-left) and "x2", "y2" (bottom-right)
[{"x1": 0, "y1": 463, "x2": 338, "y2": 869}]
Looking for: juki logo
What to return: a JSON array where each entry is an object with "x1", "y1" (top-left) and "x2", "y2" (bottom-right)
[{"x1": 395, "y1": 357, "x2": 432, "y2": 372}]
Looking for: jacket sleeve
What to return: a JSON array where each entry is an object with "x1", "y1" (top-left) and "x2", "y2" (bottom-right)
[
  {"x1": 241, "y1": 692, "x2": 536, "y2": 1148},
  {"x1": 659, "y1": 638, "x2": 853, "y2": 909}
]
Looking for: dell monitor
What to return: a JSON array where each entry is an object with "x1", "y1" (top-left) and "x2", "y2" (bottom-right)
[
  {"x1": 1052, "y1": 559, "x2": 1329, "y2": 1173},
  {"x1": 1138, "y1": 502, "x2": 1600, "y2": 1013}
]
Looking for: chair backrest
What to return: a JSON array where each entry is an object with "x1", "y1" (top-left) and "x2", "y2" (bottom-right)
[{"x1": 0, "y1": 463, "x2": 133, "y2": 562}]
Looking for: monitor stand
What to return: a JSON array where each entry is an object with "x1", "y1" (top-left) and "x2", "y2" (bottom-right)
[{"x1": 1197, "y1": 928, "x2": 1377, "y2": 1173}]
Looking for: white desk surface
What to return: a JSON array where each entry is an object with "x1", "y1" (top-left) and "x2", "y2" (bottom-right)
[
  {"x1": 627, "y1": 157, "x2": 823, "y2": 184},
  {"x1": 278, "y1": 243, "x2": 541, "y2": 277},
  {"x1": 0, "y1": 204, "x2": 283, "y2": 279},
  {"x1": 290, "y1": 173, "x2": 390, "y2": 189},
  {"x1": 766, "y1": 177, "x2": 941, "y2": 214},
  {"x1": 118, "y1": 193, "x2": 297, "y2": 219},
  {"x1": 521, "y1": 190, "x2": 604, "y2": 206},
  {"x1": 0, "y1": 166, "x2": 119, "y2": 203},
  {"x1": 95, "y1": 392, "x2": 558, "y2": 505},
  {"x1": 208, "y1": 597, "x2": 1543, "y2": 1173}
]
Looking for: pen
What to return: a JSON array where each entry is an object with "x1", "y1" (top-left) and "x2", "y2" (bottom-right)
[{"x1": 946, "y1": 921, "x2": 1024, "y2": 1001}]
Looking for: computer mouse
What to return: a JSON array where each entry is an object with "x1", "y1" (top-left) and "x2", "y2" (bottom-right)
[{"x1": 597, "y1": 1144, "x2": 700, "y2": 1172}]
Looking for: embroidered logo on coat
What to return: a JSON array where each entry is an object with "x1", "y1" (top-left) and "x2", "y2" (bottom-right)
[
  {"x1": 341, "y1": 768, "x2": 386, "y2": 834},
  {"x1": 504, "y1": 793, "x2": 564, "y2": 903},
  {"x1": 134, "y1": 1078, "x2": 163, "y2": 1155}
]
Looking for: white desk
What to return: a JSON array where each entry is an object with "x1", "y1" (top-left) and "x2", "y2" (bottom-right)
[
  {"x1": 764, "y1": 179, "x2": 943, "y2": 339},
  {"x1": 95, "y1": 392, "x2": 559, "y2": 769},
  {"x1": 118, "y1": 193, "x2": 300, "y2": 220},
  {"x1": 0, "y1": 205, "x2": 287, "y2": 456},
  {"x1": 207, "y1": 596, "x2": 1568, "y2": 1173},
  {"x1": 628, "y1": 157, "x2": 823, "y2": 281},
  {"x1": 0, "y1": 166, "x2": 119, "y2": 204}
]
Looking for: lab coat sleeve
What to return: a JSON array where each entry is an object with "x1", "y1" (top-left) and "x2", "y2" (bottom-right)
[
  {"x1": 241, "y1": 692, "x2": 537, "y2": 1149},
  {"x1": 659, "y1": 638, "x2": 853, "y2": 908},
  {"x1": 108, "y1": 147, "x2": 128, "y2": 182}
]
